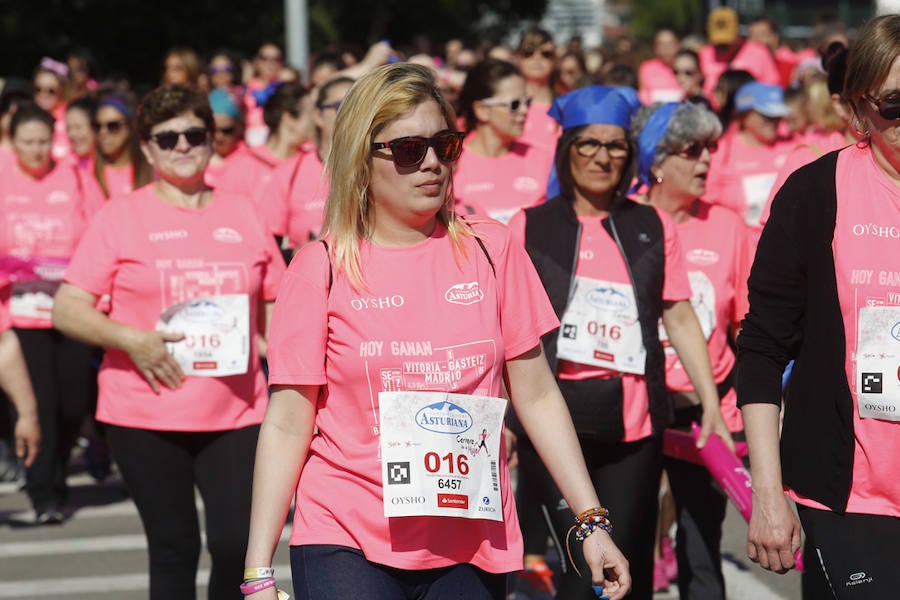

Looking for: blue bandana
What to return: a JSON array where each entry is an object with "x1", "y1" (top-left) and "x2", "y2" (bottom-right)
[
  {"x1": 209, "y1": 89, "x2": 241, "y2": 119},
  {"x1": 635, "y1": 102, "x2": 681, "y2": 189}
]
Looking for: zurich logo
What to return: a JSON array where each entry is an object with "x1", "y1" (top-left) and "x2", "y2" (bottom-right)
[
  {"x1": 415, "y1": 401, "x2": 473, "y2": 435},
  {"x1": 587, "y1": 287, "x2": 632, "y2": 311},
  {"x1": 181, "y1": 299, "x2": 225, "y2": 324},
  {"x1": 482, "y1": 496, "x2": 490, "y2": 505},
  {"x1": 891, "y1": 322, "x2": 900, "y2": 343}
]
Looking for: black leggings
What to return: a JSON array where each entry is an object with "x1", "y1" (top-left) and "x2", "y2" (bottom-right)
[
  {"x1": 106, "y1": 424, "x2": 259, "y2": 600},
  {"x1": 16, "y1": 328, "x2": 96, "y2": 512},
  {"x1": 518, "y1": 434, "x2": 663, "y2": 600},
  {"x1": 798, "y1": 505, "x2": 900, "y2": 600}
]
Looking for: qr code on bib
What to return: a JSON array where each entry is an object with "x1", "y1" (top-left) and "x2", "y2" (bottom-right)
[
  {"x1": 862, "y1": 373, "x2": 883, "y2": 394},
  {"x1": 387, "y1": 462, "x2": 411, "y2": 485}
]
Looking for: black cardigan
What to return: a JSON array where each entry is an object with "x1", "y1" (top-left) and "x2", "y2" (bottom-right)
[{"x1": 736, "y1": 148, "x2": 856, "y2": 513}]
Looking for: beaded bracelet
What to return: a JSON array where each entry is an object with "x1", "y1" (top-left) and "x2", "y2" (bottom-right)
[{"x1": 565, "y1": 506, "x2": 614, "y2": 578}]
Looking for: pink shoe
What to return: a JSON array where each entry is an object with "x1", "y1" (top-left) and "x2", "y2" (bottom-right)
[
  {"x1": 653, "y1": 558, "x2": 670, "y2": 592},
  {"x1": 661, "y1": 536, "x2": 678, "y2": 582}
]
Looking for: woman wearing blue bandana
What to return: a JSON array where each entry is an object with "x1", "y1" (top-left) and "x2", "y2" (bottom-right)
[
  {"x1": 631, "y1": 101, "x2": 747, "y2": 599},
  {"x1": 507, "y1": 87, "x2": 731, "y2": 599}
]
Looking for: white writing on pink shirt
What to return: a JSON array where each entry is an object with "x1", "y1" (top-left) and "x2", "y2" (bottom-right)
[
  {"x1": 878, "y1": 271, "x2": 900, "y2": 287},
  {"x1": 852, "y1": 223, "x2": 900, "y2": 239},
  {"x1": 350, "y1": 295, "x2": 405, "y2": 311},
  {"x1": 360, "y1": 341, "x2": 384, "y2": 356},
  {"x1": 46, "y1": 191, "x2": 71, "y2": 204},
  {"x1": 445, "y1": 282, "x2": 484, "y2": 305},
  {"x1": 149, "y1": 229, "x2": 189, "y2": 242},
  {"x1": 851, "y1": 270, "x2": 874, "y2": 285}
]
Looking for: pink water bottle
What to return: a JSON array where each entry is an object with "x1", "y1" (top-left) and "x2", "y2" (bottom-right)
[{"x1": 690, "y1": 422, "x2": 804, "y2": 571}]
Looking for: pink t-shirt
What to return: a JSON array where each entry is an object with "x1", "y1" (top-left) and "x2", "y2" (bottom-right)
[
  {"x1": 521, "y1": 101, "x2": 560, "y2": 153},
  {"x1": 0, "y1": 147, "x2": 15, "y2": 172},
  {"x1": 205, "y1": 142, "x2": 247, "y2": 189},
  {"x1": 63, "y1": 186, "x2": 285, "y2": 431},
  {"x1": 0, "y1": 163, "x2": 101, "y2": 328},
  {"x1": 759, "y1": 132, "x2": 848, "y2": 226},
  {"x1": 243, "y1": 79, "x2": 270, "y2": 147},
  {"x1": 664, "y1": 202, "x2": 750, "y2": 432},
  {"x1": 699, "y1": 40, "x2": 781, "y2": 102},
  {"x1": 453, "y1": 139, "x2": 552, "y2": 224},
  {"x1": 102, "y1": 164, "x2": 136, "y2": 199},
  {"x1": 508, "y1": 203, "x2": 692, "y2": 441},
  {"x1": 214, "y1": 144, "x2": 284, "y2": 202},
  {"x1": 638, "y1": 58, "x2": 683, "y2": 106},
  {"x1": 704, "y1": 126, "x2": 793, "y2": 229},
  {"x1": 267, "y1": 220, "x2": 558, "y2": 572},
  {"x1": 51, "y1": 104, "x2": 70, "y2": 161},
  {"x1": 786, "y1": 144, "x2": 900, "y2": 517},
  {"x1": 256, "y1": 149, "x2": 328, "y2": 245}
]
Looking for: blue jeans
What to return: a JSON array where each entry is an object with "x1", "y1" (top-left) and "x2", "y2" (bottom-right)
[{"x1": 290, "y1": 544, "x2": 509, "y2": 600}]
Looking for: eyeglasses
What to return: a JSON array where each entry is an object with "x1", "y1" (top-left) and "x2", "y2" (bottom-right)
[
  {"x1": 572, "y1": 137, "x2": 629, "y2": 159},
  {"x1": 257, "y1": 54, "x2": 283, "y2": 63},
  {"x1": 92, "y1": 120, "x2": 125, "y2": 134},
  {"x1": 216, "y1": 126, "x2": 237, "y2": 136},
  {"x1": 151, "y1": 127, "x2": 209, "y2": 150},
  {"x1": 370, "y1": 131, "x2": 465, "y2": 167},
  {"x1": 522, "y1": 47, "x2": 555, "y2": 60},
  {"x1": 317, "y1": 100, "x2": 341, "y2": 111},
  {"x1": 479, "y1": 96, "x2": 532, "y2": 112},
  {"x1": 674, "y1": 140, "x2": 718, "y2": 159},
  {"x1": 864, "y1": 91, "x2": 900, "y2": 121},
  {"x1": 36, "y1": 86, "x2": 59, "y2": 95}
]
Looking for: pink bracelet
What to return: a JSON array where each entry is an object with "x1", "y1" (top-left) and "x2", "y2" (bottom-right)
[{"x1": 240, "y1": 577, "x2": 275, "y2": 595}]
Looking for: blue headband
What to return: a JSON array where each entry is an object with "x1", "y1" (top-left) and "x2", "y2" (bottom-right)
[
  {"x1": 97, "y1": 96, "x2": 132, "y2": 119},
  {"x1": 209, "y1": 89, "x2": 241, "y2": 119},
  {"x1": 635, "y1": 102, "x2": 681, "y2": 189},
  {"x1": 548, "y1": 85, "x2": 633, "y2": 130}
]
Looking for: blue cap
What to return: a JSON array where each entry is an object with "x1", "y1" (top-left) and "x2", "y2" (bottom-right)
[
  {"x1": 734, "y1": 82, "x2": 789, "y2": 118},
  {"x1": 548, "y1": 85, "x2": 635, "y2": 131},
  {"x1": 209, "y1": 89, "x2": 241, "y2": 119}
]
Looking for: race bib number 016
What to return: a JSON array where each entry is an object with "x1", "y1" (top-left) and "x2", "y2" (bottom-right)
[
  {"x1": 156, "y1": 294, "x2": 250, "y2": 377},
  {"x1": 379, "y1": 391, "x2": 506, "y2": 521},
  {"x1": 857, "y1": 305, "x2": 900, "y2": 421}
]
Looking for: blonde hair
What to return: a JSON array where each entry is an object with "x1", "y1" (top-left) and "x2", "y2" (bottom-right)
[
  {"x1": 804, "y1": 75, "x2": 843, "y2": 133},
  {"x1": 321, "y1": 62, "x2": 468, "y2": 288}
]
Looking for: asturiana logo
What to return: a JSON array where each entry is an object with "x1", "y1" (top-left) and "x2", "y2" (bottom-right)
[
  {"x1": 212, "y1": 227, "x2": 243, "y2": 244},
  {"x1": 445, "y1": 282, "x2": 484, "y2": 306},
  {"x1": 181, "y1": 299, "x2": 225, "y2": 324},
  {"x1": 587, "y1": 287, "x2": 631, "y2": 311},
  {"x1": 686, "y1": 248, "x2": 720, "y2": 266},
  {"x1": 415, "y1": 401, "x2": 473, "y2": 435}
]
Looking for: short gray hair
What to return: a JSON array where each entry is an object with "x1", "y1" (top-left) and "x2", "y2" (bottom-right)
[{"x1": 630, "y1": 101, "x2": 722, "y2": 170}]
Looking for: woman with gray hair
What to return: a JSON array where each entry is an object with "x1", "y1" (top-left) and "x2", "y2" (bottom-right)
[{"x1": 631, "y1": 101, "x2": 750, "y2": 599}]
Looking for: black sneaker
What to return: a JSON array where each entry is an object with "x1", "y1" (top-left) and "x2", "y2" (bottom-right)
[{"x1": 35, "y1": 508, "x2": 64, "y2": 526}]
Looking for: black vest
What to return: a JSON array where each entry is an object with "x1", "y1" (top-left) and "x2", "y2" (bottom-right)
[{"x1": 523, "y1": 196, "x2": 673, "y2": 435}]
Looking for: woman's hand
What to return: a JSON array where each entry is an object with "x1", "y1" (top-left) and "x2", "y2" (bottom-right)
[
  {"x1": 503, "y1": 426, "x2": 518, "y2": 469},
  {"x1": 582, "y1": 530, "x2": 632, "y2": 599},
  {"x1": 14, "y1": 411, "x2": 40, "y2": 467},
  {"x1": 123, "y1": 329, "x2": 186, "y2": 393},
  {"x1": 747, "y1": 487, "x2": 801, "y2": 573},
  {"x1": 697, "y1": 405, "x2": 735, "y2": 453}
]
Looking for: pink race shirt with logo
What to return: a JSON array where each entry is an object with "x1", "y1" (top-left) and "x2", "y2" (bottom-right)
[
  {"x1": 704, "y1": 126, "x2": 793, "y2": 229},
  {"x1": 256, "y1": 150, "x2": 328, "y2": 245},
  {"x1": 453, "y1": 140, "x2": 551, "y2": 224},
  {"x1": 666, "y1": 202, "x2": 750, "y2": 431},
  {"x1": 787, "y1": 145, "x2": 900, "y2": 517},
  {"x1": 102, "y1": 164, "x2": 137, "y2": 199},
  {"x1": 0, "y1": 164, "x2": 100, "y2": 328},
  {"x1": 521, "y1": 101, "x2": 560, "y2": 153},
  {"x1": 214, "y1": 144, "x2": 284, "y2": 201},
  {"x1": 267, "y1": 220, "x2": 558, "y2": 572},
  {"x1": 638, "y1": 59, "x2": 683, "y2": 105},
  {"x1": 508, "y1": 204, "x2": 692, "y2": 441},
  {"x1": 63, "y1": 186, "x2": 285, "y2": 431}
]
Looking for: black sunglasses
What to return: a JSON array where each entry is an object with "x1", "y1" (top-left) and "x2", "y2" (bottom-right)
[
  {"x1": 675, "y1": 140, "x2": 718, "y2": 159},
  {"x1": 152, "y1": 127, "x2": 208, "y2": 150},
  {"x1": 479, "y1": 96, "x2": 533, "y2": 112},
  {"x1": 522, "y1": 48, "x2": 555, "y2": 59},
  {"x1": 370, "y1": 131, "x2": 464, "y2": 167},
  {"x1": 865, "y1": 92, "x2": 900, "y2": 121},
  {"x1": 217, "y1": 126, "x2": 237, "y2": 136},
  {"x1": 93, "y1": 120, "x2": 126, "y2": 134}
]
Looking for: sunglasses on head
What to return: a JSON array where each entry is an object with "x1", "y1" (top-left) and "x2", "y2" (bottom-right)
[
  {"x1": 865, "y1": 91, "x2": 900, "y2": 121},
  {"x1": 479, "y1": 96, "x2": 533, "y2": 112},
  {"x1": 93, "y1": 120, "x2": 125, "y2": 134},
  {"x1": 675, "y1": 140, "x2": 718, "y2": 159},
  {"x1": 522, "y1": 47, "x2": 555, "y2": 60},
  {"x1": 572, "y1": 137, "x2": 629, "y2": 159},
  {"x1": 152, "y1": 127, "x2": 208, "y2": 150},
  {"x1": 370, "y1": 131, "x2": 465, "y2": 167}
]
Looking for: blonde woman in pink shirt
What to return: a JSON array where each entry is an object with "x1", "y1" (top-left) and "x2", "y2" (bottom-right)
[
  {"x1": 244, "y1": 62, "x2": 631, "y2": 600},
  {"x1": 52, "y1": 85, "x2": 285, "y2": 599}
]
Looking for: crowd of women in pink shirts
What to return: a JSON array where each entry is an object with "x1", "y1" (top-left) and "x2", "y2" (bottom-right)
[{"x1": 0, "y1": 7, "x2": 892, "y2": 600}]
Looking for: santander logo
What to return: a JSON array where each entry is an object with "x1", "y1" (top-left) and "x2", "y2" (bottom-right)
[{"x1": 445, "y1": 282, "x2": 484, "y2": 305}]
